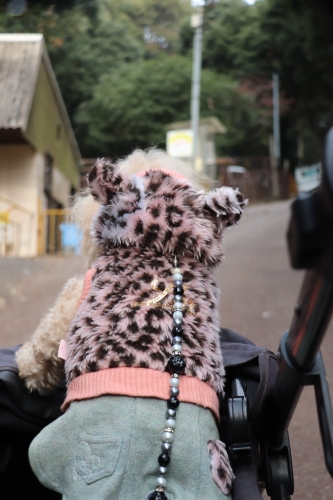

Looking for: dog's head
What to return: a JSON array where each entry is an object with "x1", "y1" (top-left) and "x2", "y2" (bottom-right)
[{"x1": 88, "y1": 159, "x2": 246, "y2": 266}]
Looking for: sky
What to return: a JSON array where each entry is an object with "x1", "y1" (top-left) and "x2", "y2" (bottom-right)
[{"x1": 191, "y1": 1, "x2": 257, "y2": 6}]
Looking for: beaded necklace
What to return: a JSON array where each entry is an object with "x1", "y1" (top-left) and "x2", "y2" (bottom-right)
[{"x1": 147, "y1": 256, "x2": 186, "y2": 500}]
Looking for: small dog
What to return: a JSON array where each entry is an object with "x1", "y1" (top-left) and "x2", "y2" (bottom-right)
[
  {"x1": 16, "y1": 150, "x2": 246, "y2": 397},
  {"x1": 19, "y1": 149, "x2": 247, "y2": 498},
  {"x1": 16, "y1": 150, "x2": 218, "y2": 394}
]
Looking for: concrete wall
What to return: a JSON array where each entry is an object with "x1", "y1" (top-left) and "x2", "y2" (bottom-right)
[{"x1": 0, "y1": 144, "x2": 44, "y2": 256}]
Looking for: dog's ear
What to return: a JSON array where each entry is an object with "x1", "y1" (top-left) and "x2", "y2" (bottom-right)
[
  {"x1": 88, "y1": 159, "x2": 130, "y2": 205},
  {"x1": 204, "y1": 186, "x2": 247, "y2": 233}
]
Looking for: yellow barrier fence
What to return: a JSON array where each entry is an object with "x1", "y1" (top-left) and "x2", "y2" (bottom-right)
[{"x1": 38, "y1": 208, "x2": 69, "y2": 255}]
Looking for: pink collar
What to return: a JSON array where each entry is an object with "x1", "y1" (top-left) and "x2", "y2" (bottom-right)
[{"x1": 135, "y1": 169, "x2": 187, "y2": 180}]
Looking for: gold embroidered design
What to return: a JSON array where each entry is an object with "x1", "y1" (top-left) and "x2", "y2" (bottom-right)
[
  {"x1": 146, "y1": 279, "x2": 174, "y2": 306},
  {"x1": 131, "y1": 278, "x2": 197, "y2": 316}
]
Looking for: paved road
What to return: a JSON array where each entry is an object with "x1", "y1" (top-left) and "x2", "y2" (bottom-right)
[
  {"x1": 0, "y1": 201, "x2": 332, "y2": 498},
  {"x1": 216, "y1": 200, "x2": 333, "y2": 500},
  {"x1": 0, "y1": 255, "x2": 83, "y2": 347}
]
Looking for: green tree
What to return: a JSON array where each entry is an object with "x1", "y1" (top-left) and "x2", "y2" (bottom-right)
[
  {"x1": 196, "y1": 0, "x2": 333, "y2": 166},
  {"x1": 0, "y1": 3, "x2": 143, "y2": 119},
  {"x1": 75, "y1": 55, "x2": 265, "y2": 158},
  {"x1": 0, "y1": 0, "x2": 193, "y2": 154},
  {"x1": 251, "y1": 0, "x2": 333, "y2": 164},
  {"x1": 92, "y1": 0, "x2": 191, "y2": 55}
]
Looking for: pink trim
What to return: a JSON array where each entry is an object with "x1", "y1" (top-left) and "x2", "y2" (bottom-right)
[
  {"x1": 58, "y1": 269, "x2": 96, "y2": 361},
  {"x1": 62, "y1": 367, "x2": 220, "y2": 421},
  {"x1": 58, "y1": 340, "x2": 67, "y2": 360},
  {"x1": 79, "y1": 268, "x2": 96, "y2": 305},
  {"x1": 135, "y1": 169, "x2": 187, "y2": 180}
]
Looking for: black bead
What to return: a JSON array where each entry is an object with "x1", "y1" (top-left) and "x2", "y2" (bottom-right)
[
  {"x1": 174, "y1": 285, "x2": 184, "y2": 296},
  {"x1": 172, "y1": 325, "x2": 183, "y2": 336},
  {"x1": 147, "y1": 491, "x2": 168, "y2": 500},
  {"x1": 167, "y1": 396, "x2": 180, "y2": 409},
  {"x1": 158, "y1": 452, "x2": 171, "y2": 466},
  {"x1": 167, "y1": 355, "x2": 186, "y2": 374}
]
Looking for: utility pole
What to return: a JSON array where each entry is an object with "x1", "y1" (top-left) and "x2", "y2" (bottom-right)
[
  {"x1": 272, "y1": 73, "x2": 281, "y2": 198},
  {"x1": 190, "y1": 7, "x2": 203, "y2": 172}
]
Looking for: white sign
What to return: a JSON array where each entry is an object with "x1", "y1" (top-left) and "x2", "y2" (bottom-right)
[
  {"x1": 295, "y1": 163, "x2": 321, "y2": 193},
  {"x1": 167, "y1": 130, "x2": 193, "y2": 158}
]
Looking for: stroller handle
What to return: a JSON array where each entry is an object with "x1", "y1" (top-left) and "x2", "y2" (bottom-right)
[{"x1": 266, "y1": 126, "x2": 333, "y2": 451}]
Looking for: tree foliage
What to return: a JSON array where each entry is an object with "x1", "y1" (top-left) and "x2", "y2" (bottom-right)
[
  {"x1": 75, "y1": 55, "x2": 264, "y2": 157},
  {"x1": 0, "y1": 0, "x2": 194, "y2": 157},
  {"x1": 197, "y1": 0, "x2": 333, "y2": 164},
  {"x1": 1, "y1": 0, "x2": 333, "y2": 165}
]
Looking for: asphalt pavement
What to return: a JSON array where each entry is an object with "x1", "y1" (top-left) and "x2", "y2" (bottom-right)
[
  {"x1": 216, "y1": 200, "x2": 333, "y2": 500},
  {"x1": 0, "y1": 200, "x2": 332, "y2": 498}
]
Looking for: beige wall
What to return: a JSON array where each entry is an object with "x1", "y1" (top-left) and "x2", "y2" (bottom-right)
[
  {"x1": 0, "y1": 144, "x2": 45, "y2": 256},
  {"x1": 51, "y1": 166, "x2": 71, "y2": 207},
  {"x1": 25, "y1": 61, "x2": 80, "y2": 189}
]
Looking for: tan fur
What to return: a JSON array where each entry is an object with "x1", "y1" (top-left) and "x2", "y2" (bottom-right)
[
  {"x1": 16, "y1": 276, "x2": 84, "y2": 394},
  {"x1": 16, "y1": 149, "x2": 209, "y2": 394},
  {"x1": 116, "y1": 149, "x2": 210, "y2": 191}
]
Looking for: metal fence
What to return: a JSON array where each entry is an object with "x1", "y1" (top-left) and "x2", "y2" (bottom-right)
[
  {"x1": 38, "y1": 208, "x2": 66, "y2": 254},
  {"x1": 38, "y1": 208, "x2": 81, "y2": 255},
  {"x1": 218, "y1": 168, "x2": 293, "y2": 202},
  {"x1": 0, "y1": 203, "x2": 79, "y2": 257},
  {"x1": 0, "y1": 196, "x2": 34, "y2": 257}
]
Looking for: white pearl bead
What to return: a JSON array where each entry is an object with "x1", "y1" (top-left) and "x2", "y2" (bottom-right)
[
  {"x1": 172, "y1": 344, "x2": 182, "y2": 353},
  {"x1": 174, "y1": 294, "x2": 182, "y2": 302},
  {"x1": 172, "y1": 336, "x2": 182, "y2": 345},
  {"x1": 162, "y1": 442, "x2": 172, "y2": 452},
  {"x1": 173, "y1": 310, "x2": 183, "y2": 320},
  {"x1": 173, "y1": 268, "x2": 181, "y2": 274},
  {"x1": 166, "y1": 418, "x2": 176, "y2": 429},
  {"x1": 169, "y1": 377, "x2": 179, "y2": 387},
  {"x1": 156, "y1": 476, "x2": 167, "y2": 488},
  {"x1": 173, "y1": 301, "x2": 183, "y2": 311},
  {"x1": 173, "y1": 273, "x2": 182, "y2": 282},
  {"x1": 163, "y1": 431, "x2": 174, "y2": 443}
]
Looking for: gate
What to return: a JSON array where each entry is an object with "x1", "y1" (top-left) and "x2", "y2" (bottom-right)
[
  {"x1": 38, "y1": 208, "x2": 80, "y2": 255},
  {"x1": 0, "y1": 197, "x2": 34, "y2": 257}
]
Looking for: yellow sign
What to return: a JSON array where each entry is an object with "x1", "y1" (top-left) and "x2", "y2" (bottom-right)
[
  {"x1": 0, "y1": 212, "x2": 9, "y2": 223},
  {"x1": 167, "y1": 130, "x2": 193, "y2": 158}
]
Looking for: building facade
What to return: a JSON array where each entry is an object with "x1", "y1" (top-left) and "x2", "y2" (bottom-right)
[{"x1": 0, "y1": 34, "x2": 81, "y2": 256}]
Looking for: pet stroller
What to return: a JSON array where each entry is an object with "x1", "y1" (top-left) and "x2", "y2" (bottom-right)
[
  {"x1": 2, "y1": 128, "x2": 333, "y2": 500},
  {"x1": 0, "y1": 330, "x2": 271, "y2": 500},
  {"x1": 0, "y1": 345, "x2": 64, "y2": 499}
]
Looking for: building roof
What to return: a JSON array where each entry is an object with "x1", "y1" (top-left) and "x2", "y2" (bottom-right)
[
  {"x1": 166, "y1": 117, "x2": 227, "y2": 134},
  {"x1": 0, "y1": 33, "x2": 80, "y2": 164}
]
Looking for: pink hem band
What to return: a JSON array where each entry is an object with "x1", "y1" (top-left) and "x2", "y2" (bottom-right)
[{"x1": 62, "y1": 367, "x2": 220, "y2": 421}]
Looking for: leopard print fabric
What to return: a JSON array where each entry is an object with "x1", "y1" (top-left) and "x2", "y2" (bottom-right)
[{"x1": 65, "y1": 160, "x2": 246, "y2": 394}]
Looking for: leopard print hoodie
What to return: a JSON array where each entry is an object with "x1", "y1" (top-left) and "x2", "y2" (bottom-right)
[{"x1": 65, "y1": 159, "x2": 246, "y2": 396}]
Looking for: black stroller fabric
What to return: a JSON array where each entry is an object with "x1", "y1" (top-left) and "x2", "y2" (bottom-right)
[
  {"x1": 0, "y1": 346, "x2": 65, "y2": 500},
  {"x1": 219, "y1": 329, "x2": 279, "y2": 500},
  {"x1": 219, "y1": 328, "x2": 279, "y2": 433},
  {"x1": 0, "y1": 334, "x2": 277, "y2": 499}
]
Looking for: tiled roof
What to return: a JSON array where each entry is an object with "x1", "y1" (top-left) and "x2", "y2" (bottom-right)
[
  {"x1": 0, "y1": 34, "x2": 43, "y2": 130},
  {"x1": 0, "y1": 33, "x2": 80, "y2": 163}
]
